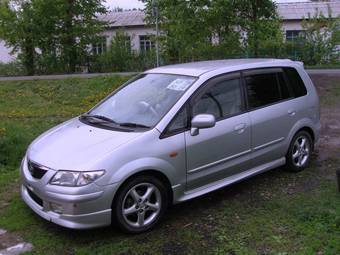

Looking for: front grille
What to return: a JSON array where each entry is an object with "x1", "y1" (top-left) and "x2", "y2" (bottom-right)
[
  {"x1": 27, "y1": 160, "x2": 48, "y2": 179},
  {"x1": 27, "y1": 188, "x2": 43, "y2": 207}
]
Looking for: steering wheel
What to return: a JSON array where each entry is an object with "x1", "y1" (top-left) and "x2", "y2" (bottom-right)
[
  {"x1": 206, "y1": 93, "x2": 223, "y2": 118},
  {"x1": 138, "y1": 101, "x2": 158, "y2": 117}
]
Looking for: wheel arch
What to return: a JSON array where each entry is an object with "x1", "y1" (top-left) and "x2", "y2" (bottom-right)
[
  {"x1": 286, "y1": 118, "x2": 317, "y2": 152},
  {"x1": 111, "y1": 169, "x2": 174, "y2": 210},
  {"x1": 298, "y1": 126, "x2": 315, "y2": 144}
]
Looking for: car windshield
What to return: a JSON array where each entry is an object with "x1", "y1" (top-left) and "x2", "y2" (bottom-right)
[{"x1": 86, "y1": 73, "x2": 196, "y2": 129}]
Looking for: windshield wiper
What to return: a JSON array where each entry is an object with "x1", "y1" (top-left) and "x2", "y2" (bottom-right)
[
  {"x1": 118, "y1": 122, "x2": 151, "y2": 129},
  {"x1": 80, "y1": 114, "x2": 150, "y2": 129},
  {"x1": 80, "y1": 114, "x2": 117, "y2": 124}
]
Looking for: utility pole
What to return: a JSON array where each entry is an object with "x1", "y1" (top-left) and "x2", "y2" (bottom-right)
[{"x1": 152, "y1": 0, "x2": 160, "y2": 67}]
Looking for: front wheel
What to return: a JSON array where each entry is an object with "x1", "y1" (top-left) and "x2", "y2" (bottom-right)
[
  {"x1": 286, "y1": 131, "x2": 313, "y2": 172},
  {"x1": 112, "y1": 175, "x2": 168, "y2": 234}
]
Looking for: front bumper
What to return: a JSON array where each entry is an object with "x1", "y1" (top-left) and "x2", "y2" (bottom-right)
[{"x1": 20, "y1": 157, "x2": 119, "y2": 229}]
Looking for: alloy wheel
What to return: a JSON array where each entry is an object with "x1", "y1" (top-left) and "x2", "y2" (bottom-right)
[
  {"x1": 121, "y1": 183, "x2": 161, "y2": 228},
  {"x1": 292, "y1": 135, "x2": 311, "y2": 167}
]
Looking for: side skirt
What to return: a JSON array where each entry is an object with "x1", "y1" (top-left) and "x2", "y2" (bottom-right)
[{"x1": 175, "y1": 157, "x2": 286, "y2": 203}]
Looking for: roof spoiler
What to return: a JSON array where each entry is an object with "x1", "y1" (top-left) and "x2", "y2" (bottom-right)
[{"x1": 294, "y1": 61, "x2": 304, "y2": 68}]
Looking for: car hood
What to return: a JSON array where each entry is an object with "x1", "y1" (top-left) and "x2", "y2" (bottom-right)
[{"x1": 28, "y1": 118, "x2": 143, "y2": 171}]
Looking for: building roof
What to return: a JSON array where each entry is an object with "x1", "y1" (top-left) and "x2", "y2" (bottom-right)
[
  {"x1": 99, "y1": 10, "x2": 146, "y2": 28},
  {"x1": 277, "y1": 1, "x2": 340, "y2": 20},
  {"x1": 100, "y1": 1, "x2": 340, "y2": 28},
  {"x1": 146, "y1": 59, "x2": 296, "y2": 77}
]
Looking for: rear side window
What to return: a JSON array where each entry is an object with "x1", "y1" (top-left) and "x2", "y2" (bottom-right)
[
  {"x1": 284, "y1": 67, "x2": 307, "y2": 97},
  {"x1": 245, "y1": 70, "x2": 292, "y2": 109}
]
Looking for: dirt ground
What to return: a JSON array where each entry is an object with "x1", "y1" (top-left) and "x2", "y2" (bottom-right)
[{"x1": 310, "y1": 74, "x2": 340, "y2": 161}]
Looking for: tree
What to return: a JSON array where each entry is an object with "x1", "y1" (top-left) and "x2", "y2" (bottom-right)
[
  {"x1": 0, "y1": 0, "x2": 36, "y2": 75},
  {"x1": 59, "y1": 0, "x2": 107, "y2": 73},
  {"x1": 0, "y1": 0, "x2": 107, "y2": 75},
  {"x1": 142, "y1": 0, "x2": 284, "y2": 63},
  {"x1": 300, "y1": 6, "x2": 340, "y2": 65},
  {"x1": 205, "y1": 0, "x2": 243, "y2": 58},
  {"x1": 236, "y1": 0, "x2": 283, "y2": 57},
  {"x1": 143, "y1": 0, "x2": 216, "y2": 62}
]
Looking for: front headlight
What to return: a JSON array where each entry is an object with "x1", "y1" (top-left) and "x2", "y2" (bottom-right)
[{"x1": 50, "y1": 170, "x2": 105, "y2": 187}]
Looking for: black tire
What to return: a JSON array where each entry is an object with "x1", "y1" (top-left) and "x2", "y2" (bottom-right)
[
  {"x1": 286, "y1": 130, "x2": 313, "y2": 172},
  {"x1": 112, "y1": 175, "x2": 168, "y2": 234}
]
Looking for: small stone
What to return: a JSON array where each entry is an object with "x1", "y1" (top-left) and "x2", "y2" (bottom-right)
[
  {"x1": 0, "y1": 242, "x2": 33, "y2": 255},
  {"x1": 328, "y1": 125, "x2": 339, "y2": 130},
  {"x1": 0, "y1": 228, "x2": 7, "y2": 235}
]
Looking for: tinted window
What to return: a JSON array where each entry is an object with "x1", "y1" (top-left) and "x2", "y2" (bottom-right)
[
  {"x1": 245, "y1": 73, "x2": 281, "y2": 109},
  {"x1": 284, "y1": 67, "x2": 307, "y2": 97},
  {"x1": 193, "y1": 78, "x2": 243, "y2": 119},
  {"x1": 277, "y1": 72, "x2": 292, "y2": 100},
  {"x1": 167, "y1": 107, "x2": 188, "y2": 133}
]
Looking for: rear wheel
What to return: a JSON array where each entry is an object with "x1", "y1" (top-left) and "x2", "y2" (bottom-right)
[
  {"x1": 112, "y1": 175, "x2": 168, "y2": 233},
  {"x1": 286, "y1": 131, "x2": 312, "y2": 172}
]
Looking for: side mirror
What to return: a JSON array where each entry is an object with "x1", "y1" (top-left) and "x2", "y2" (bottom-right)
[{"x1": 190, "y1": 114, "x2": 216, "y2": 136}]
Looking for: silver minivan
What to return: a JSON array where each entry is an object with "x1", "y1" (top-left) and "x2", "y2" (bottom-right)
[{"x1": 21, "y1": 59, "x2": 321, "y2": 233}]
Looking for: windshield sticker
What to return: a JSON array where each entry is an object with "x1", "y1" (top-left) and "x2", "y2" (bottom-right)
[{"x1": 167, "y1": 79, "x2": 192, "y2": 91}]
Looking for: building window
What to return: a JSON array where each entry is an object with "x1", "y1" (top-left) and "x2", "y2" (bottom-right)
[
  {"x1": 93, "y1": 37, "x2": 107, "y2": 55},
  {"x1": 140, "y1": 35, "x2": 155, "y2": 53},
  {"x1": 123, "y1": 36, "x2": 131, "y2": 51},
  {"x1": 286, "y1": 30, "x2": 305, "y2": 42}
]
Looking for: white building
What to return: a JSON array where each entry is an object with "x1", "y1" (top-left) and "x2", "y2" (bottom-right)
[
  {"x1": 1, "y1": 1, "x2": 339, "y2": 62},
  {"x1": 0, "y1": 41, "x2": 14, "y2": 63},
  {"x1": 279, "y1": 1, "x2": 340, "y2": 41},
  {"x1": 97, "y1": 11, "x2": 155, "y2": 54}
]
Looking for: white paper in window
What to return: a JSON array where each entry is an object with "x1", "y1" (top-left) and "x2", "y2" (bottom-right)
[{"x1": 167, "y1": 79, "x2": 192, "y2": 91}]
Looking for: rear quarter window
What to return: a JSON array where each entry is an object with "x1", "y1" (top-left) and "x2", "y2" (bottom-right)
[
  {"x1": 284, "y1": 67, "x2": 307, "y2": 97},
  {"x1": 244, "y1": 69, "x2": 292, "y2": 110},
  {"x1": 245, "y1": 73, "x2": 281, "y2": 109}
]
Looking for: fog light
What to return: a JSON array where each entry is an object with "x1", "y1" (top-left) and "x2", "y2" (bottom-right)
[{"x1": 50, "y1": 202, "x2": 63, "y2": 214}]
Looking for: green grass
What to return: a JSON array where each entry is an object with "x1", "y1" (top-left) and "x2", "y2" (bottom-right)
[
  {"x1": 0, "y1": 75, "x2": 129, "y2": 168},
  {"x1": 0, "y1": 75, "x2": 339, "y2": 255}
]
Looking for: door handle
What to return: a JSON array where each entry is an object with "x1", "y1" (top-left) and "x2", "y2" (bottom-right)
[
  {"x1": 234, "y1": 123, "x2": 246, "y2": 134},
  {"x1": 288, "y1": 109, "x2": 296, "y2": 116}
]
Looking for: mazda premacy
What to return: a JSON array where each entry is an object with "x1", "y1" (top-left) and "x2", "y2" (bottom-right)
[{"x1": 21, "y1": 59, "x2": 320, "y2": 233}]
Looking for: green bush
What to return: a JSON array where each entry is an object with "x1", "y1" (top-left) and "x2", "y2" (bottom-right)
[
  {"x1": 89, "y1": 31, "x2": 156, "y2": 72},
  {"x1": 0, "y1": 61, "x2": 25, "y2": 76}
]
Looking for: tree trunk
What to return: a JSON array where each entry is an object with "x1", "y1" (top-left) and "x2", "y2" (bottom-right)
[
  {"x1": 23, "y1": 38, "x2": 35, "y2": 76},
  {"x1": 64, "y1": 0, "x2": 76, "y2": 73},
  {"x1": 252, "y1": 0, "x2": 259, "y2": 57}
]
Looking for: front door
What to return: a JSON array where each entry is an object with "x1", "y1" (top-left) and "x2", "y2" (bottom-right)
[{"x1": 185, "y1": 73, "x2": 252, "y2": 190}]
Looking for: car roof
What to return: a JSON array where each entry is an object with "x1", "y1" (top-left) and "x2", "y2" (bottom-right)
[{"x1": 146, "y1": 59, "x2": 295, "y2": 77}]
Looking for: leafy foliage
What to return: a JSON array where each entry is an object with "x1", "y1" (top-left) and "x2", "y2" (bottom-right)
[
  {"x1": 0, "y1": 61, "x2": 25, "y2": 76},
  {"x1": 0, "y1": 0, "x2": 36, "y2": 75},
  {"x1": 236, "y1": 0, "x2": 284, "y2": 57},
  {"x1": 0, "y1": 0, "x2": 107, "y2": 75},
  {"x1": 142, "y1": 0, "x2": 283, "y2": 63},
  {"x1": 1, "y1": 1, "x2": 339, "y2": 75},
  {"x1": 300, "y1": 7, "x2": 340, "y2": 65},
  {"x1": 91, "y1": 31, "x2": 157, "y2": 72}
]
